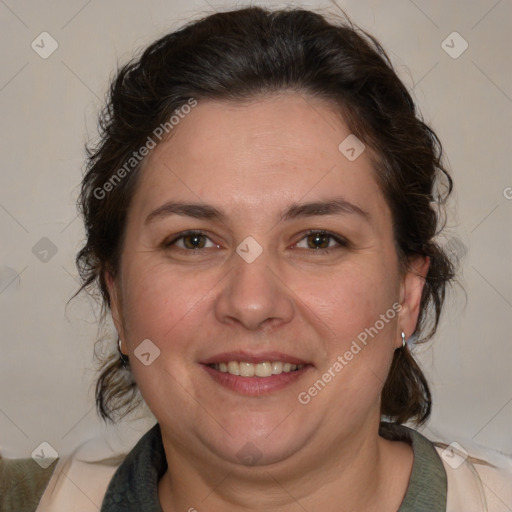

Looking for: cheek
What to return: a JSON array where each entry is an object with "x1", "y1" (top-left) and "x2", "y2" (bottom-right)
[
  {"x1": 293, "y1": 258, "x2": 400, "y2": 344},
  {"x1": 118, "y1": 263, "x2": 218, "y2": 422},
  {"x1": 291, "y1": 256, "x2": 401, "y2": 413},
  {"x1": 118, "y1": 258, "x2": 222, "y2": 353},
  {"x1": 292, "y1": 265, "x2": 400, "y2": 420}
]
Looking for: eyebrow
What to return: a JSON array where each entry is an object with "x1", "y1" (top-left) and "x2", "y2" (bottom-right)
[
  {"x1": 144, "y1": 197, "x2": 370, "y2": 225},
  {"x1": 145, "y1": 202, "x2": 226, "y2": 224},
  {"x1": 280, "y1": 197, "x2": 370, "y2": 222}
]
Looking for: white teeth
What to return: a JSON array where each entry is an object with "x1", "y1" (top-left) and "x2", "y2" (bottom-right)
[
  {"x1": 271, "y1": 361, "x2": 283, "y2": 374},
  {"x1": 239, "y1": 362, "x2": 255, "y2": 377},
  {"x1": 210, "y1": 361, "x2": 306, "y2": 377},
  {"x1": 227, "y1": 361, "x2": 240, "y2": 375},
  {"x1": 255, "y1": 362, "x2": 272, "y2": 377}
]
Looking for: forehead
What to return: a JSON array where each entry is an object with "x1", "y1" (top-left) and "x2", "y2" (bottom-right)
[{"x1": 131, "y1": 93, "x2": 387, "y2": 221}]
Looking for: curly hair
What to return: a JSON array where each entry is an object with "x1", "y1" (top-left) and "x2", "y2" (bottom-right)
[{"x1": 76, "y1": 6, "x2": 454, "y2": 425}]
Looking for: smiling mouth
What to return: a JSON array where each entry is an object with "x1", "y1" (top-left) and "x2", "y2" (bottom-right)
[{"x1": 208, "y1": 361, "x2": 305, "y2": 378}]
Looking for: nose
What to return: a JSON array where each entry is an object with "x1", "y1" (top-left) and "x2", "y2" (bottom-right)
[{"x1": 214, "y1": 248, "x2": 295, "y2": 331}]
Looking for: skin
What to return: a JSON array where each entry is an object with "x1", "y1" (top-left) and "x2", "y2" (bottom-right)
[{"x1": 108, "y1": 92, "x2": 429, "y2": 511}]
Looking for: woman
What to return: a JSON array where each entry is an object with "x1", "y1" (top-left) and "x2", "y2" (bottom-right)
[{"x1": 12, "y1": 5, "x2": 511, "y2": 512}]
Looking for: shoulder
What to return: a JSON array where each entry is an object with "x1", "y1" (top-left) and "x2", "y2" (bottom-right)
[
  {"x1": 432, "y1": 436, "x2": 512, "y2": 511},
  {"x1": 35, "y1": 420, "x2": 158, "y2": 512},
  {"x1": 388, "y1": 423, "x2": 512, "y2": 511},
  {"x1": 34, "y1": 437, "x2": 126, "y2": 512}
]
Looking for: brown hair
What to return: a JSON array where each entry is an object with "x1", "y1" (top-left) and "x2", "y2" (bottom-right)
[{"x1": 77, "y1": 6, "x2": 454, "y2": 424}]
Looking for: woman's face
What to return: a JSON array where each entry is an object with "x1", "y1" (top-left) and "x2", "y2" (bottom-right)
[{"x1": 109, "y1": 93, "x2": 426, "y2": 467}]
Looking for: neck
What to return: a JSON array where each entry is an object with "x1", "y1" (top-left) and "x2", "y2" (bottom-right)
[{"x1": 157, "y1": 421, "x2": 413, "y2": 512}]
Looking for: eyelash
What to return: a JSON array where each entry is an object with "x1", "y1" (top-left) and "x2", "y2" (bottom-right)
[
  {"x1": 164, "y1": 229, "x2": 349, "y2": 253},
  {"x1": 164, "y1": 230, "x2": 218, "y2": 251},
  {"x1": 296, "y1": 230, "x2": 349, "y2": 252}
]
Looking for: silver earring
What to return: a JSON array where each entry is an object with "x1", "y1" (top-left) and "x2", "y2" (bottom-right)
[
  {"x1": 118, "y1": 338, "x2": 129, "y2": 368},
  {"x1": 401, "y1": 331, "x2": 406, "y2": 348}
]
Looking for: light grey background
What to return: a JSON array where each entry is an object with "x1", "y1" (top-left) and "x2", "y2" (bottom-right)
[{"x1": 1, "y1": 0, "x2": 511, "y2": 458}]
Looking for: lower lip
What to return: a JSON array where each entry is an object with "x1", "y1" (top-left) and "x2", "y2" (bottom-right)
[{"x1": 202, "y1": 364, "x2": 311, "y2": 396}]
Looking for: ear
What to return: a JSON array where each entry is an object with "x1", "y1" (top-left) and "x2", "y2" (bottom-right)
[
  {"x1": 397, "y1": 255, "x2": 430, "y2": 347},
  {"x1": 105, "y1": 270, "x2": 125, "y2": 345}
]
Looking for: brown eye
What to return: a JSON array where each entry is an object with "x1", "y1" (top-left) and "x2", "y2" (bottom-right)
[
  {"x1": 182, "y1": 233, "x2": 207, "y2": 249},
  {"x1": 166, "y1": 231, "x2": 217, "y2": 250},
  {"x1": 294, "y1": 230, "x2": 348, "y2": 252},
  {"x1": 306, "y1": 232, "x2": 331, "y2": 249}
]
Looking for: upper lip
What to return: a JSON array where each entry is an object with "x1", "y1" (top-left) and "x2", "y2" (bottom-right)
[{"x1": 201, "y1": 351, "x2": 310, "y2": 365}]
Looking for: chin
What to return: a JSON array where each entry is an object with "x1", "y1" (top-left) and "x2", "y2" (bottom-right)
[{"x1": 200, "y1": 414, "x2": 311, "y2": 467}]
